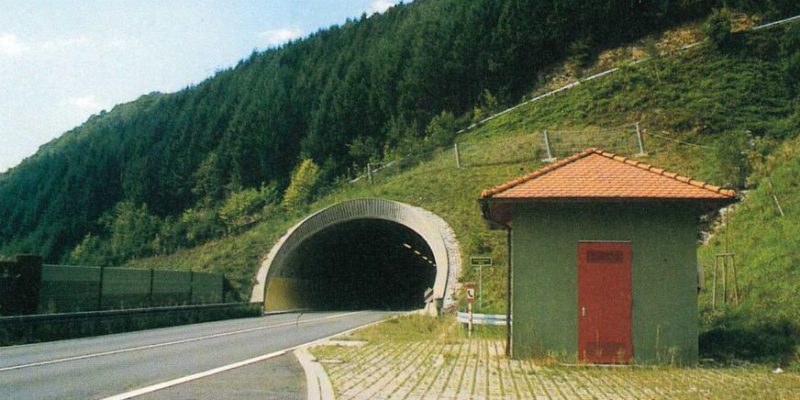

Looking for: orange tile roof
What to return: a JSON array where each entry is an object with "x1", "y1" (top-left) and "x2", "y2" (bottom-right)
[{"x1": 481, "y1": 148, "x2": 737, "y2": 201}]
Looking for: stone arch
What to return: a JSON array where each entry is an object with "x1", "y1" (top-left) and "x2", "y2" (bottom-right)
[{"x1": 251, "y1": 198, "x2": 461, "y2": 313}]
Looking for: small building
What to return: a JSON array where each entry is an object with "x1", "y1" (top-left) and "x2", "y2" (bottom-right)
[{"x1": 479, "y1": 148, "x2": 737, "y2": 364}]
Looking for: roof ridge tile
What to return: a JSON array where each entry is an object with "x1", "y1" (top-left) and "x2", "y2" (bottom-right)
[{"x1": 481, "y1": 148, "x2": 738, "y2": 200}]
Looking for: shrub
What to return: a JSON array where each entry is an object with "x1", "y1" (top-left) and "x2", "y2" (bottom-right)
[
  {"x1": 218, "y1": 183, "x2": 279, "y2": 232},
  {"x1": 703, "y1": 9, "x2": 733, "y2": 51},
  {"x1": 281, "y1": 159, "x2": 320, "y2": 212},
  {"x1": 181, "y1": 207, "x2": 224, "y2": 244}
]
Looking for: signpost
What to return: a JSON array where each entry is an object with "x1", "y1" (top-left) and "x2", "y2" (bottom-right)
[
  {"x1": 465, "y1": 282, "x2": 476, "y2": 335},
  {"x1": 470, "y1": 256, "x2": 492, "y2": 311}
]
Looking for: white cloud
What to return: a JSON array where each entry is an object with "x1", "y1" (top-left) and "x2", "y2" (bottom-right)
[
  {"x1": 68, "y1": 95, "x2": 107, "y2": 112},
  {"x1": 108, "y1": 39, "x2": 128, "y2": 49},
  {"x1": 40, "y1": 36, "x2": 90, "y2": 51},
  {"x1": 257, "y1": 28, "x2": 303, "y2": 47},
  {"x1": 0, "y1": 33, "x2": 28, "y2": 56},
  {"x1": 368, "y1": 0, "x2": 394, "y2": 14}
]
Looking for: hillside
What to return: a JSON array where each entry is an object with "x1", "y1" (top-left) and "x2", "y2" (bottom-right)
[
  {"x1": 0, "y1": 0, "x2": 735, "y2": 262},
  {"x1": 2, "y1": 2, "x2": 800, "y2": 363},
  {"x1": 120, "y1": 12, "x2": 800, "y2": 364}
]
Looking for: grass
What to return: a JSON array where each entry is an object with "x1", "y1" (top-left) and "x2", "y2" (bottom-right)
[{"x1": 124, "y1": 21, "x2": 800, "y2": 364}]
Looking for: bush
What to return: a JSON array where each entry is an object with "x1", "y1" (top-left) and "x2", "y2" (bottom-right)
[
  {"x1": 218, "y1": 183, "x2": 279, "y2": 232},
  {"x1": 281, "y1": 159, "x2": 320, "y2": 212},
  {"x1": 711, "y1": 131, "x2": 751, "y2": 188},
  {"x1": 700, "y1": 310, "x2": 800, "y2": 364},
  {"x1": 425, "y1": 111, "x2": 457, "y2": 148},
  {"x1": 703, "y1": 9, "x2": 733, "y2": 51},
  {"x1": 181, "y1": 207, "x2": 225, "y2": 244}
]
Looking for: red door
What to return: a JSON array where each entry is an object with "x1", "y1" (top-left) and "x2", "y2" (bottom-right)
[{"x1": 578, "y1": 241, "x2": 633, "y2": 364}]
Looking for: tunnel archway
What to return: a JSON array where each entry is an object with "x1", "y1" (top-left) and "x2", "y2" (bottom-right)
[{"x1": 251, "y1": 199, "x2": 461, "y2": 313}]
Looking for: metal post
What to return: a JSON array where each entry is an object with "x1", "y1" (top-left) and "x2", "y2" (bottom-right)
[
  {"x1": 148, "y1": 269, "x2": 154, "y2": 307},
  {"x1": 505, "y1": 228, "x2": 512, "y2": 357},
  {"x1": 468, "y1": 302, "x2": 473, "y2": 337},
  {"x1": 722, "y1": 257, "x2": 728, "y2": 305},
  {"x1": 731, "y1": 255, "x2": 739, "y2": 306},
  {"x1": 478, "y1": 264, "x2": 482, "y2": 312},
  {"x1": 188, "y1": 269, "x2": 194, "y2": 304},
  {"x1": 454, "y1": 143, "x2": 461, "y2": 169},
  {"x1": 97, "y1": 265, "x2": 105, "y2": 311},
  {"x1": 712, "y1": 257, "x2": 717, "y2": 310},
  {"x1": 635, "y1": 122, "x2": 646, "y2": 156},
  {"x1": 542, "y1": 129, "x2": 556, "y2": 162}
]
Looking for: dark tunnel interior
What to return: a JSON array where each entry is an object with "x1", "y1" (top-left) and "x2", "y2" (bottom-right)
[{"x1": 283, "y1": 218, "x2": 437, "y2": 310}]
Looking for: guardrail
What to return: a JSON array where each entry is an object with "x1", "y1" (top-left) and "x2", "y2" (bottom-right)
[
  {"x1": 0, "y1": 302, "x2": 251, "y2": 324},
  {"x1": 0, "y1": 302, "x2": 261, "y2": 346},
  {"x1": 457, "y1": 312, "x2": 510, "y2": 326}
]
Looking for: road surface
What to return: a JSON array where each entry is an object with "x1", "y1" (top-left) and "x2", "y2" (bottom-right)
[{"x1": 0, "y1": 310, "x2": 393, "y2": 399}]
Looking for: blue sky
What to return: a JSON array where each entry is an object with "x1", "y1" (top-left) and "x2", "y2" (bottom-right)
[{"x1": 0, "y1": 0, "x2": 405, "y2": 172}]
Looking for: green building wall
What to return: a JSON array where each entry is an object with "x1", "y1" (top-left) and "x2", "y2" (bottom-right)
[{"x1": 511, "y1": 203, "x2": 700, "y2": 364}]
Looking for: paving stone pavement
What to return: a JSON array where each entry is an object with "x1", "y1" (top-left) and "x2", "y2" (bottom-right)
[{"x1": 311, "y1": 339, "x2": 800, "y2": 399}]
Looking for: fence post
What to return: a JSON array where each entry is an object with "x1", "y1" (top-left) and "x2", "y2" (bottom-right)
[
  {"x1": 97, "y1": 265, "x2": 105, "y2": 311},
  {"x1": 635, "y1": 122, "x2": 646, "y2": 156},
  {"x1": 542, "y1": 129, "x2": 556, "y2": 162},
  {"x1": 148, "y1": 269, "x2": 154, "y2": 307},
  {"x1": 366, "y1": 163, "x2": 373, "y2": 184},
  {"x1": 188, "y1": 269, "x2": 194, "y2": 304},
  {"x1": 454, "y1": 143, "x2": 461, "y2": 169}
]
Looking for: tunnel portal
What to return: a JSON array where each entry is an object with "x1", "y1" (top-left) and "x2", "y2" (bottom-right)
[
  {"x1": 284, "y1": 219, "x2": 436, "y2": 310},
  {"x1": 253, "y1": 198, "x2": 461, "y2": 313}
]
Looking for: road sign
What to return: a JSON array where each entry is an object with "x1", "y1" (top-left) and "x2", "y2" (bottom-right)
[
  {"x1": 470, "y1": 257, "x2": 492, "y2": 267},
  {"x1": 465, "y1": 282, "x2": 476, "y2": 303}
]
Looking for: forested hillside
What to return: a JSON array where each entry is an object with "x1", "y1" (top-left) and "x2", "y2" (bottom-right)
[{"x1": 0, "y1": 0, "x2": 796, "y2": 263}]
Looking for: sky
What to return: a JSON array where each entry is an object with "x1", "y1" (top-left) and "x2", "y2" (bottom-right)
[{"x1": 0, "y1": 0, "x2": 405, "y2": 172}]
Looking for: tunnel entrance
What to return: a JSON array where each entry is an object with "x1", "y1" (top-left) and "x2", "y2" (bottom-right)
[
  {"x1": 253, "y1": 198, "x2": 461, "y2": 314},
  {"x1": 283, "y1": 219, "x2": 437, "y2": 310}
]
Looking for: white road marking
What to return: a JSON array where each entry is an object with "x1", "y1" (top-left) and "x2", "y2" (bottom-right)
[
  {"x1": 101, "y1": 313, "x2": 394, "y2": 400},
  {"x1": 0, "y1": 311, "x2": 362, "y2": 373}
]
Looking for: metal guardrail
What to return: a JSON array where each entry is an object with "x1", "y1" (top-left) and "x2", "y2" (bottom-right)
[
  {"x1": 457, "y1": 312, "x2": 510, "y2": 326},
  {"x1": 0, "y1": 302, "x2": 253, "y2": 325}
]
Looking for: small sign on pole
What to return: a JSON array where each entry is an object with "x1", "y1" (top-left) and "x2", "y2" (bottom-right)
[{"x1": 465, "y1": 282, "x2": 476, "y2": 336}]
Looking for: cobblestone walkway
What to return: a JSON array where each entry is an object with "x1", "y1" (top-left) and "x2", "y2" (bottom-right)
[{"x1": 311, "y1": 339, "x2": 800, "y2": 399}]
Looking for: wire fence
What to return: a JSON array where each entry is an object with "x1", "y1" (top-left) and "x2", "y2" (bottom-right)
[{"x1": 347, "y1": 122, "x2": 656, "y2": 187}]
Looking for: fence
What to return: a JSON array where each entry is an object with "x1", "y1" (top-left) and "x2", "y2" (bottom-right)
[
  {"x1": 457, "y1": 312, "x2": 509, "y2": 326},
  {"x1": 0, "y1": 255, "x2": 226, "y2": 315}
]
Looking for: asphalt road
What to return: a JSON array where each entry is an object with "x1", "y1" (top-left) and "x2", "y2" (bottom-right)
[{"x1": 0, "y1": 310, "x2": 394, "y2": 399}]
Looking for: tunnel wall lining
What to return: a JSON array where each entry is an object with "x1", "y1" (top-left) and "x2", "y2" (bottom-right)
[{"x1": 251, "y1": 198, "x2": 461, "y2": 311}]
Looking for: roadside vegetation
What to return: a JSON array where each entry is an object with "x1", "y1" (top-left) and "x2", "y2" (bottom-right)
[{"x1": 2, "y1": 3, "x2": 800, "y2": 367}]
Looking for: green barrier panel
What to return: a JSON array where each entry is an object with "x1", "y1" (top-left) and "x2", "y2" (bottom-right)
[
  {"x1": 151, "y1": 270, "x2": 192, "y2": 307},
  {"x1": 39, "y1": 265, "x2": 101, "y2": 313},
  {"x1": 29, "y1": 263, "x2": 226, "y2": 314},
  {"x1": 191, "y1": 272, "x2": 224, "y2": 304},
  {"x1": 101, "y1": 268, "x2": 151, "y2": 310}
]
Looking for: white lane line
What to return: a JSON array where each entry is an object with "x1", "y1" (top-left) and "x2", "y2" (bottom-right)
[
  {"x1": 0, "y1": 311, "x2": 361, "y2": 373},
  {"x1": 101, "y1": 313, "x2": 395, "y2": 400}
]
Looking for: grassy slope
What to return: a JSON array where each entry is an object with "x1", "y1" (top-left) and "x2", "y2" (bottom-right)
[{"x1": 125, "y1": 22, "x2": 800, "y2": 361}]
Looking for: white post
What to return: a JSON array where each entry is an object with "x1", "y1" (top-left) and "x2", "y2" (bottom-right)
[
  {"x1": 478, "y1": 265, "x2": 482, "y2": 312},
  {"x1": 468, "y1": 302, "x2": 473, "y2": 337},
  {"x1": 454, "y1": 143, "x2": 461, "y2": 169},
  {"x1": 635, "y1": 122, "x2": 646, "y2": 156},
  {"x1": 542, "y1": 129, "x2": 556, "y2": 162},
  {"x1": 366, "y1": 163, "x2": 373, "y2": 184}
]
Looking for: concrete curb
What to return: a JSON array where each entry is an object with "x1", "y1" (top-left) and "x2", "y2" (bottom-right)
[{"x1": 294, "y1": 345, "x2": 335, "y2": 400}]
